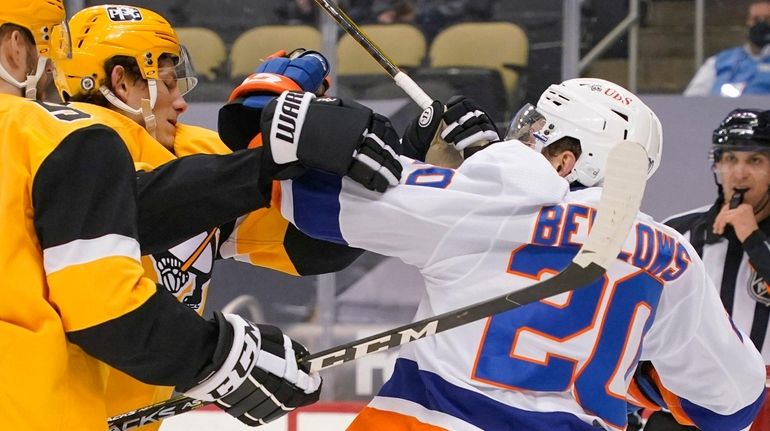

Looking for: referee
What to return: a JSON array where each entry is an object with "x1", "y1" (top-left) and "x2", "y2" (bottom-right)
[{"x1": 647, "y1": 109, "x2": 770, "y2": 430}]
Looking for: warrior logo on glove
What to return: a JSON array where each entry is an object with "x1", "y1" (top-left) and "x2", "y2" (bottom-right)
[
  {"x1": 270, "y1": 91, "x2": 313, "y2": 164},
  {"x1": 260, "y1": 91, "x2": 402, "y2": 192},
  {"x1": 418, "y1": 106, "x2": 434, "y2": 128}
]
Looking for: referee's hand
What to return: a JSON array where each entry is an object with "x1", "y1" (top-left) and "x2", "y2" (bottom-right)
[{"x1": 713, "y1": 201, "x2": 758, "y2": 241}]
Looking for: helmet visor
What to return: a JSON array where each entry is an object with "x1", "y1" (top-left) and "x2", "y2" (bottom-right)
[
  {"x1": 712, "y1": 148, "x2": 770, "y2": 180},
  {"x1": 505, "y1": 103, "x2": 548, "y2": 152},
  {"x1": 711, "y1": 141, "x2": 770, "y2": 165},
  {"x1": 158, "y1": 45, "x2": 198, "y2": 96}
]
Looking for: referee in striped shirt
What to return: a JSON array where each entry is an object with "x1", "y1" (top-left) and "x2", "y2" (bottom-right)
[{"x1": 646, "y1": 109, "x2": 770, "y2": 430}]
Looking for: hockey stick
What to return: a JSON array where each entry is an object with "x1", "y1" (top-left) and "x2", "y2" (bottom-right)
[
  {"x1": 313, "y1": 0, "x2": 467, "y2": 168},
  {"x1": 107, "y1": 141, "x2": 648, "y2": 431},
  {"x1": 312, "y1": 0, "x2": 433, "y2": 109}
]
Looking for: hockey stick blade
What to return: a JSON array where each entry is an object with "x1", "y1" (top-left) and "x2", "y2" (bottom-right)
[{"x1": 107, "y1": 141, "x2": 648, "y2": 431}]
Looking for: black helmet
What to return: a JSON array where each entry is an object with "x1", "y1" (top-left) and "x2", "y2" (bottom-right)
[{"x1": 711, "y1": 108, "x2": 770, "y2": 162}]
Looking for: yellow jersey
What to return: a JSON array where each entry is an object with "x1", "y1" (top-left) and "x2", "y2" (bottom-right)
[
  {"x1": 100, "y1": 122, "x2": 363, "y2": 428},
  {"x1": 0, "y1": 95, "x2": 221, "y2": 431}
]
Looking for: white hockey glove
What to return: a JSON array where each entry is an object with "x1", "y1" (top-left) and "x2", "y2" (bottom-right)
[
  {"x1": 180, "y1": 312, "x2": 321, "y2": 426},
  {"x1": 402, "y1": 96, "x2": 500, "y2": 167},
  {"x1": 260, "y1": 91, "x2": 402, "y2": 192}
]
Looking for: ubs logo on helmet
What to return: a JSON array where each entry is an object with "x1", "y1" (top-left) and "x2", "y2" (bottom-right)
[
  {"x1": 107, "y1": 6, "x2": 143, "y2": 22},
  {"x1": 603, "y1": 88, "x2": 633, "y2": 106}
]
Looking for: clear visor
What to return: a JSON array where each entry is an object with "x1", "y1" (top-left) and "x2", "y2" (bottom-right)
[
  {"x1": 158, "y1": 45, "x2": 198, "y2": 96},
  {"x1": 505, "y1": 103, "x2": 548, "y2": 152},
  {"x1": 45, "y1": 21, "x2": 71, "y2": 61},
  {"x1": 711, "y1": 142, "x2": 770, "y2": 161}
]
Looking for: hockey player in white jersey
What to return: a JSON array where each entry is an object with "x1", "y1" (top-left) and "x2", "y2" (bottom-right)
[{"x1": 272, "y1": 78, "x2": 766, "y2": 431}]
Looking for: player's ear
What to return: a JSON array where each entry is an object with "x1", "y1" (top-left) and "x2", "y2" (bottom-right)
[
  {"x1": 555, "y1": 150, "x2": 577, "y2": 178},
  {"x1": 2, "y1": 30, "x2": 29, "y2": 75},
  {"x1": 109, "y1": 65, "x2": 130, "y2": 102}
]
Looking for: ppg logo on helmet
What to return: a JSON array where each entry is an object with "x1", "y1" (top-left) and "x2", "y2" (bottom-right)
[
  {"x1": 419, "y1": 106, "x2": 434, "y2": 128},
  {"x1": 107, "y1": 6, "x2": 143, "y2": 22}
]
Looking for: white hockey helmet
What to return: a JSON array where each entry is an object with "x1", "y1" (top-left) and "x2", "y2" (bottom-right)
[{"x1": 508, "y1": 78, "x2": 662, "y2": 187}]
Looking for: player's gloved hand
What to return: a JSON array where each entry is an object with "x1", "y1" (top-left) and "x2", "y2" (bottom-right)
[
  {"x1": 218, "y1": 49, "x2": 330, "y2": 151},
  {"x1": 256, "y1": 48, "x2": 331, "y2": 96},
  {"x1": 180, "y1": 312, "x2": 321, "y2": 426},
  {"x1": 260, "y1": 91, "x2": 402, "y2": 192},
  {"x1": 441, "y1": 96, "x2": 500, "y2": 151},
  {"x1": 402, "y1": 96, "x2": 500, "y2": 166}
]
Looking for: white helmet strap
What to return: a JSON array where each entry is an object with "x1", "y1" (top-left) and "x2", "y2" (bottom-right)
[
  {"x1": 100, "y1": 79, "x2": 158, "y2": 137},
  {"x1": 0, "y1": 56, "x2": 49, "y2": 99},
  {"x1": 564, "y1": 169, "x2": 580, "y2": 185}
]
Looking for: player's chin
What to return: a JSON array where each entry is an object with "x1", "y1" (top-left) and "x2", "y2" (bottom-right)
[{"x1": 157, "y1": 122, "x2": 178, "y2": 151}]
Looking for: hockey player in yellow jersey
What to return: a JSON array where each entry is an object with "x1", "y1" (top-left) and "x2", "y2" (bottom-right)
[
  {"x1": 0, "y1": 2, "x2": 322, "y2": 430},
  {"x1": 52, "y1": 4, "x2": 377, "y2": 428},
  {"x1": 0, "y1": 2, "x2": 406, "y2": 430}
]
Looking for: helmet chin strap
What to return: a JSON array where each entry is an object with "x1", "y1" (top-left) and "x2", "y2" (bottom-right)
[
  {"x1": 0, "y1": 56, "x2": 49, "y2": 99},
  {"x1": 565, "y1": 156, "x2": 598, "y2": 186},
  {"x1": 564, "y1": 169, "x2": 579, "y2": 184},
  {"x1": 100, "y1": 79, "x2": 158, "y2": 138}
]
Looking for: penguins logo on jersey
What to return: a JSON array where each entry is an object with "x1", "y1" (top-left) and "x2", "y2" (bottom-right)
[
  {"x1": 150, "y1": 230, "x2": 217, "y2": 312},
  {"x1": 157, "y1": 256, "x2": 189, "y2": 293},
  {"x1": 748, "y1": 269, "x2": 770, "y2": 306}
]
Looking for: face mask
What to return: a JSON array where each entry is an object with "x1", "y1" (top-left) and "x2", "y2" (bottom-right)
[{"x1": 749, "y1": 20, "x2": 770, "y2": 48}]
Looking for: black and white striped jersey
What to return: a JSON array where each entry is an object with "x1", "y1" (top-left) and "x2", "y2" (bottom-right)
[{"x1": 666, "y1": 201, "x2": 770, "y2": 364}]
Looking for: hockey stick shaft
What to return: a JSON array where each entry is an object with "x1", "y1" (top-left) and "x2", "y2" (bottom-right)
[
  {"x1": 108, "y1": 141, "x2": 648, "y2": 431},
  {"x1": 311, "y1": 0, "x2": 433, "y2": 109}
]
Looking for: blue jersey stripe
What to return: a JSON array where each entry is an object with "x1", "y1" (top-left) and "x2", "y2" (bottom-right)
[
  {"x1": 379, "y1": 358, "x2": 599, "y2": 431},
  {"x1": 681, "y1": 389, "x2": 766, "y2": 431},
  {"x1": 291, "y1": 169, "x2": 346, "y2": 244}
]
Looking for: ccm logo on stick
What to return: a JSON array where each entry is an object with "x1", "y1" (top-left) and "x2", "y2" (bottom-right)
[{"x1": 308, "y1": 321, "x2": 439, "y2": 371}]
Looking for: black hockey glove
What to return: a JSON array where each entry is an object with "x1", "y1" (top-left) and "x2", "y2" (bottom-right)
[
  {"x1": 180, "y1": 312, "x2": 321, "y2": 426},
  {"x1": 441, "y1": 96, "x2": 500, "y2": 151},
  {"x1": 402, "y1": 99, "x2": 444, "y2": 161},
  {"x1": 402, "y1": 96, "x2": 500, "y2": 165},
  {"x1": 260, "y1": 91, "x2": 402, "y2": 192}
]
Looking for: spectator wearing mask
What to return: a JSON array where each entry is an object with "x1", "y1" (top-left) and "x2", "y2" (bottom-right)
[{"x1": 685, "y1": 0, "x2": 770, "y2": 96}]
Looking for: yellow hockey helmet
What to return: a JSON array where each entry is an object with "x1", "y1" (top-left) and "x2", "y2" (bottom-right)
[
  {"x1": 55, "y1": 5, "x2": 196, "y2": 100},
  {"x1": 0, "y1": 0, "x2": 70, "y2": 58},
  {"x1": 0, "y1": 0, "x2": 70, "y2": 98}
]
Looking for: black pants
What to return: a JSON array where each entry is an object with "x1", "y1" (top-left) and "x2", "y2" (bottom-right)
[{"x1": 644, "y1": 411, "x2": 698, "y2": 430}]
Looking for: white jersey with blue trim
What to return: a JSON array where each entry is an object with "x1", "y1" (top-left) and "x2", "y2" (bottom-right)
[{"x1": 280, "y1": 140, "x2": 765, "y2": 431}]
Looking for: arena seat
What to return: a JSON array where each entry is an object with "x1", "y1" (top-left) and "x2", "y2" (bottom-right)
[
  {"x1": 175, "y1": 27, "x2": 226, "y2": 81},
  {"x1": 429, "y1": 22, "x2": 528, "y2": 106},
  {"x1": 336, "y1": 24, "x2": 426, "y2": 75}
]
